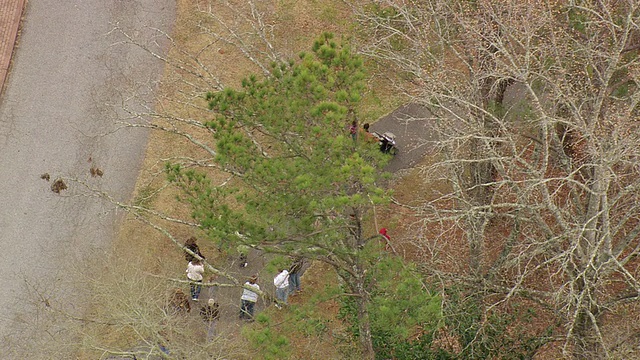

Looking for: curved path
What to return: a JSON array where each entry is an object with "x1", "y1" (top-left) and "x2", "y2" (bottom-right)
[
  {"x1": 0, "y1": 0, "x2": 175, "y2": 356},
  {"x1": 370, "y1": 103, "x2": 437, "y2": 173}
]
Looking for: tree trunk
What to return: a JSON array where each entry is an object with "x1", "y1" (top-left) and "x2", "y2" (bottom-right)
[
  {"x1": 571, "y1": 166, "x2": 607, "y2": 359},
  {"x1": 572, "y1": 303, "x2": 602, "y2": 360},
  {"x1": 350, "y1": 208, "x2": 375, "y2": 359},
  {"x1": 356, "y1": 282, "x2": 375, "y2": 360},
  {"x1": 573, "y1": 281, "x2": 606, "y2": 360}
]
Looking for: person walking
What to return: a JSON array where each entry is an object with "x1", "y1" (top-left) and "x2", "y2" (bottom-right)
[
  {"x1": 240, "y1": 275, "x2": 260, "y2": 320},
  {"x1": 200, "y1": 298, "x2": 220, "y2": 341},
  {"x1": 288, "y1": 257, "x2": 304, "y2": 295},
  {"x1": 273, "y1": 269, "x2": 290, "y2": 308},
  {"x1": 184, "y1": 236, "x2": 205, "y2": 262},
  {"x1": 186, "y1": 258, "x2": 205, "y2": 301}
]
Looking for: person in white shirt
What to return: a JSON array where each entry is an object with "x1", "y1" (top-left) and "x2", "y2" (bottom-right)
[
  {"x1": 273, "y1": 269, "x2": 290, "y2": 308},
  {"x1": 186, "y1": 258, "x2": 205, "y2": 301},
  {"x1": 240, "y1": 275, "x2": 260, "y2": 320}
]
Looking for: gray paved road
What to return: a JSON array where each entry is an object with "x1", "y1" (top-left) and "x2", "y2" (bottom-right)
[{"x1": 0, "y1": 0, "x2": 175, "y2": 356}]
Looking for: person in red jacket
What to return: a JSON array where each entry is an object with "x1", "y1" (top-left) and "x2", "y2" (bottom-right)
[{"x1": 379, "y1": 228, "x2": 392, "y2": 252}]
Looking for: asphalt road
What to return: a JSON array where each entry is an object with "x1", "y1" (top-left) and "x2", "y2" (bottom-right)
[{"x1": 0, "y1": 0, "x2": 175, "y2": 356}]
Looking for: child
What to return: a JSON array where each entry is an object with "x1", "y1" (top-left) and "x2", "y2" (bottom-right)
[{"x1": 200, "y1": 298, "x2": 220, "y2": 340}]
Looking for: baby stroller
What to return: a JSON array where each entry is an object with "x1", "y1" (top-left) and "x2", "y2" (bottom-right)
[{"x1": 372, "y1": 131, "x2": 398, "y2": 155}]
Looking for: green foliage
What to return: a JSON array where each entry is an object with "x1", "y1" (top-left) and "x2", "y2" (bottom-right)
[
  {"x1": 244, "y1": 296, "x2": 336, "y2": 359},
  {"x1": 264, "y1": 255, "x2": 290, "y2": 274},
  {"x1": 318, "y1": 5, "x2": 339, "y2": 23},
  {"x1": 369, "y1": 258, "x2": 441, "y2": 339},
  {"x1": 486, "y1": 100, "x2": 506, "y2": 119},
  {"x1": 363, "y1": 3, "x2": 399, "y2": 19},
  {"x1": 169, "y1": 33, "x2": 389, "y2": 253},
  {"x1": 337, "y1": 290, "x2": 359, "y2": 338},
  {"x1": 611, "y1": 67, "x2": 634, "y2": 98},
  {"x1": 288, "y1": 301, "x2": 330, "y2": 337},
  {"x1": 132, "y1": 184, "x2": 157, "y2": 209},
  {"x1": 567, "y1": 7, "x2": 588, "y2": 33},
  {"x1": 243, "y1": 314, "x2": 291, "y2": 360},
  {"x1": 612, "y1": 82, "x2": 629, "y2": 98},
  {"x1": 339, "y1": 255, "x2": 442, "y2": 359}
]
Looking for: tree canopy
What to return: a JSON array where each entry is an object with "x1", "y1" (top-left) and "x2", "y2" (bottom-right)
[{"x1": 168, "y1": 33, "x2": 385, "y2": 250}]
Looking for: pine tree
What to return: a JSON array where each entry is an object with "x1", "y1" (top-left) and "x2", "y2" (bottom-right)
[{"x1": 168, "y1": 33, "x2": 394, "y2": 359}]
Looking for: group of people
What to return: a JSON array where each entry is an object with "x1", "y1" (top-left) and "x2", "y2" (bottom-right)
[
  {"x1": 241, "y1": 256, "x2": 305, "y2": 318},
  {"x1": 349, "y1": 120, "x2": 398, "y2": 154},
  {"x1": 177, "y1": 237, "x2": 307, "y2": 325},
  {"x1": 349, "y1": 121, "x2": 376, "y2": 143},
  {"x1": 179, "y1": 230, "x2": 391, "y2": 324},
  {"x1": 272, "y1": 256, "x2": 304, "y2": 309},
  {"x1": 166, "y1": 237, "x2": 220, "y2": 340}
]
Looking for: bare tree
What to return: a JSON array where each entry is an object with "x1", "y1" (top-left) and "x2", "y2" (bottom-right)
[{"x1": 351, "y1": 0, "x2": 640, "y2": 358}]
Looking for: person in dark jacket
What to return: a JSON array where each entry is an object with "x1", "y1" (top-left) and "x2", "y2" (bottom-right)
[
  {"x1": 288, "y1": 256, "x2": 304, "y2": 295},
  {"x1": 184, "y1": 236, "x2": 205, "y2": 262},
  {"x1": 168, "y1": 288, "x2": 191, "y2": 314},
  {"x1": 200, "y1": 298, "x2": 220, "y2": 340}
]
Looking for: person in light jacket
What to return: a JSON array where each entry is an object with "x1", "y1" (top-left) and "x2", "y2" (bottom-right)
[
  {"x1": 273, "y1": 269, "x2": 290, "y2": 308},
  {"x1": 240, "y1": 275, "x2": 260, "y2": 320},
  {"x1": 186, "y1": 258, "x2": 205, "y2": 301}
]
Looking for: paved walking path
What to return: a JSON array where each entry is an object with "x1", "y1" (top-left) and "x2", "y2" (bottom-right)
[
  {"x1": 0, "y1": 0, "x2": 24, "y2": 95},
  {"x1": 370, "y1": 103, "x2": 437, "y2": 173}
]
